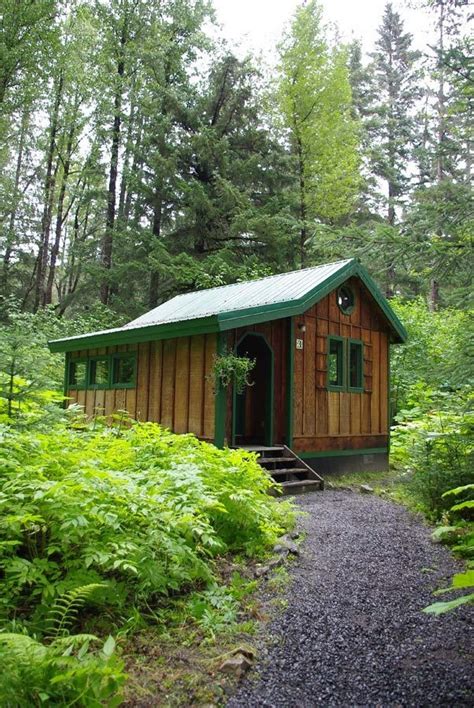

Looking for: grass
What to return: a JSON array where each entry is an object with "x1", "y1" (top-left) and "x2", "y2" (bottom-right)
[
  {"x1": 121, "y1": 553, "x2": 294, "y2": 706},
  {"x1": 327, "y1": 466, "x2": 411, "y2": 492}
]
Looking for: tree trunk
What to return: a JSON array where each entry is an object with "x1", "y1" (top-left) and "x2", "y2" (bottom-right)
[
  {"x1": 295, "y1": 129, "x2": 307, "y2": 268},
  {"x1": 2, "y1": 107, "x2": 29, "y2": 290},
  {"x1": 100, "y1": 22, "x2": 127, "y2": 305},
  {"x1": 44, "y1": 113, "x2": 76, "y2": 305},
  {"x1": 33, "y1": 72, "x2": 64, "y2": 310},
  {"x1": 148, "y1": 188, "x2": 162, "y2": 308}
]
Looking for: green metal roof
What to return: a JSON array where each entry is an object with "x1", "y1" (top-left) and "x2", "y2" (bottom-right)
[{"x1": 48, "y1": 259, "x2": 407, "y2": 352}]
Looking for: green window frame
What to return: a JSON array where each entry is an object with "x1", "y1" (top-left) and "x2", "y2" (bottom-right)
[
  {"x1": 348, "y1": 339, "x2": 364, "y2": 392},
  {"x1": 111, "y1": 352, "x2": 137, "y2": 389},
  {"x1": 67, "y1": 358, "x2": 88, "y2": 389},
  {"x1": 327, "y1": 336, "x2": 346, "y2": 391},
  {"x1": 87, "y1": 356, "x2": 111, "y2": 389},
  {"x1": 337, "y1": 284, "x2": 355, "y2": 315},
  {"x1": 327, "y1": 336, "x2": 364, "y2": 393}
]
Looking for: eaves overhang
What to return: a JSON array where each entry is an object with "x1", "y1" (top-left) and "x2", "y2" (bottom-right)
[{"x1": 48, "y1": 260, "x2": 407, "y2": 353}]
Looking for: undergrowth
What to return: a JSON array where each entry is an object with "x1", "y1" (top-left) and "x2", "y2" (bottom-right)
[{"x1": 0, "y1": 412, "x2": 295, "y2": 705}]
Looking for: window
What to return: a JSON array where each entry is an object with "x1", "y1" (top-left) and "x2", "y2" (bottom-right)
[
  {"x1": 337, "y1": 285, "x2": 355, "y2": 315},
  {"x1": 348, "y1": 340, "x2": 363, "y2": 391},
  {"x1": 68, "y1": 360, "x2": 87, "y2": 389},
  {"x1": 327, "y1": 336, "x2": 364, "y2": 392},
  {"x1": 89, "y1": 358, "x2": 110, "y2": 388},
  {"x1": 328, "y1": 337, "x2": 345, "y2": 390},
  {"x1": 112, "y1": 353, "x2": 136, "y2": 388}
]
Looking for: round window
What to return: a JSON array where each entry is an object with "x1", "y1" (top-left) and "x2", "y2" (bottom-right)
[{"x1": 337, "y1": 285, "x2": 355, "y2": 314}]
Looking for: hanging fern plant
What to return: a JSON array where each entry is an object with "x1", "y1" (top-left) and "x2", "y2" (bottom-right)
[{"x1": 213, "y1": 350, "x2": 256, "y2": 394}]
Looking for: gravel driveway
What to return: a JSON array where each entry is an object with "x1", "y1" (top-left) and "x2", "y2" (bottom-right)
[{"x1": 228, "y1": 490, "x2": 473, "y2": 707}]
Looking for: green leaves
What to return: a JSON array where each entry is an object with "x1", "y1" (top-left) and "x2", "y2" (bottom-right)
[{"x1": 0, "y1": 419, "x2": 294, "y2": 629}]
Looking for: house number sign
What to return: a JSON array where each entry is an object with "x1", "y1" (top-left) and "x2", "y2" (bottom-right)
[{"x1": 296, "y1": 338, "x2": 304, "y2": 350}]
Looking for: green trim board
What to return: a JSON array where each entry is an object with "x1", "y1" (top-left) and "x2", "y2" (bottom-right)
[
  {"x1": 299, "y1": 448, "x2": 388, "y2": 459},
  {"x1": 48, "y1": 259, "x2": 407, "y2": 353},
  {"x1": 63, "y1": 352, "x2": 70, "y2": 408},
  {"x1": 213, "y1": 332, "x2": 227, "y2": 448},
  {"x1": 285, "y1": 317, "x2": 294, "y2": 447},
  {"x1": 49, "y1": 316, "x2": 220, "y2": 353}
]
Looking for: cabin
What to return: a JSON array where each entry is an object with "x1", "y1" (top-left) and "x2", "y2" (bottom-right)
[{"x1": 49, "y1": 259, "x2": 406, "y2": 491}]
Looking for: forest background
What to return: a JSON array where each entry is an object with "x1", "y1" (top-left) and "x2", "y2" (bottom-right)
[
  {"x1": 0, "y1": 0, "x2": 472, "y2": 320},
  {"x1": 0, "y1": 1, "x2": 472, "y2": 702}
]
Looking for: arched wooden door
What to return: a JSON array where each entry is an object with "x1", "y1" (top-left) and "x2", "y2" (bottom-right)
[{"x1": 232, "y1": 333, "x2": 274, "y2": 447}]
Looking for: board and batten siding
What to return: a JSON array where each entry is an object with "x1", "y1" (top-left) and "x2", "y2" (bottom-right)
[
  {"x1": 292, "y1": 277, "x2": 389, "y2": 454},
  {"x1": 67, "y1": 333, "x2": 216, "y2": 440}
]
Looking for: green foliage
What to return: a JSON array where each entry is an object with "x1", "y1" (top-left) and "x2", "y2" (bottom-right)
[
  {"x1": 277, "y1": 0, "x2": 360, "y2": 264},
  {"x1": 390, "y1": 297, "x2": 473, "y2": 415},
  {"x1": 0, "y1": 417, "x2": 294, "y2": 630},
  {"x1": 0, "y1": 632, "x2": 126, "y2": 706},
  {"x1": 213, "y1": 350, "x2": 256, "y2": 394},
  {"x1": 0, "y1": 303, "x2": 125, "y2": 422},
  {"x1": 424, "y1": 484, "x2": 474, "y2": 615},
  {"x1": 391, "y1": 389, "x2": 473, "y2": 517}
]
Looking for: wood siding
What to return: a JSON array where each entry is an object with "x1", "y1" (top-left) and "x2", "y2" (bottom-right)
[
  {"x1": 67, "y1": 334, "x2": 216, "y2": 440},
  {"x1": 292, "y1": 277, "x2": 390, "y2": 453}
]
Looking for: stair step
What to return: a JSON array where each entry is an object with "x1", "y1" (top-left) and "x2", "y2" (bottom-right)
[
  {"x1": 280, "y1": 479, "x2": 323, "y2": 495},
  {"x1": 242, "y1": 446, "x2": 285, "y2": 453},
  {"x1": 270, "y1": 468, "x2": 310, "y2": 477},
  {"x1": 258, "y1": 456, "x2": 295, "y2": 464}
]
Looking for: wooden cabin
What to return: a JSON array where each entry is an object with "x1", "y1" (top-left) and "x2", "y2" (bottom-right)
[{"x1": 49, "y1": 259, "x2": 406, "y2": 483}]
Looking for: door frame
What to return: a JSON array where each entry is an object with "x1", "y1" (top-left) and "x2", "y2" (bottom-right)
[{"x1": 231, "y1": 332, "x2": 274, "y2": 447}]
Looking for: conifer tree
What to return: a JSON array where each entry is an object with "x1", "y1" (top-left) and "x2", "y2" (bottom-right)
[{"x1": 278, "y1": 0, "x2": 360, "y2": 266}]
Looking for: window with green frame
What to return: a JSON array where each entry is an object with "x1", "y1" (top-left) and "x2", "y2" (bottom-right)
[
  {"x1": 112, "y1": 353, "x2": 136, "y2": 388},
  {"x1": 68, "y1": 359, "x2": 87, "y2": 389},
  {"x1": 88, "y1": 357, "x2": 110, "y2": 388},
  {"x1": 327, "y1": 337, "x2": 345, "y2": 390},
  {"x1": 348, "y1": 339, "x2": 364, "y2": 391},
  {"x1": 327, "y1": 336, "x2": 364, "y2": 392}
]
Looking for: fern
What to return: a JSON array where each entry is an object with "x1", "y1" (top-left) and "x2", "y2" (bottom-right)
[{"x1": 46, "y1": 583, "x2": 107, "y2": 638}]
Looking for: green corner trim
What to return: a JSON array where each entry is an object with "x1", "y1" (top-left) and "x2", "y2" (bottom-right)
[
  {"x1": 285, "y1": 317, "x2": 294, "y2": 447},
  {"x1": 63, "y1": 352, "x2": 70, "y2": 408},
  {"x1": 214, "y1": 332, "x2": 226, "y2": 448},
  {"x1": 299, "y1": 448, "x2": 388, "y2": 459}
]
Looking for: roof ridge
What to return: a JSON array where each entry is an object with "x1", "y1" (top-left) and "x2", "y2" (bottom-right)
[{"x1": 152, "y1": 258, "x2": 354, "y2": 306}]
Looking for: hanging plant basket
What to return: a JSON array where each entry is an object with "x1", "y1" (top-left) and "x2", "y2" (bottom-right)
[{"x1": 213, "y1": 350, "x2": 256, "y2": 394}]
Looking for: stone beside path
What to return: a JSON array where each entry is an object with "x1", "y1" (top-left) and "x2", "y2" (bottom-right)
[{"x1": 228, "y1": 490, "x2": 473, "y2": 707}]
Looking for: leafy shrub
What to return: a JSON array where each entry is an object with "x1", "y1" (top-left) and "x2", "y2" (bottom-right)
[
  {"x1": 390, "y1": 298, "x2": 473, "y2": 416},
  {"x1": 0, "y1": 418, "x2": 294, "y2": 630},
  {"x1": 0, "y1": 632, "x2": 126, "y2": 706},
  {"x1": 213, "y1": 350, "x2": 256, "y2": 394},
  {"x1": 391, "y1": 389, "x2": 473, "y2": 517},
  {"x1": 424, "y1": 484, "x2": 474, "y2": 615}
]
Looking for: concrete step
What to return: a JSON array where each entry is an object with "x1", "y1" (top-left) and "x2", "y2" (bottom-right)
[{"x1": 280, "y1": 479, "x2": 323, "y2": 495}]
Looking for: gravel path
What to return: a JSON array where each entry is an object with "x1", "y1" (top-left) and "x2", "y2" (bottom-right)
[{"x1": 229, "y1": 491, "x2": 473, "y2": 707}]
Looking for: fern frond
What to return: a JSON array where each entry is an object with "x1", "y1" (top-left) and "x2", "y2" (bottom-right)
[
  {"x1": 0, "y1": 633, "x2": 47, "y2": 662},
  {"x1": 46, "y1": 583, "x2": 108, "y2": 639}
]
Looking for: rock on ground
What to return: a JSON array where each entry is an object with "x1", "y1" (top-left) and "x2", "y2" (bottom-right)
[{"x1": 228, "y1": 491, "x2": 473, "y2": 707}]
